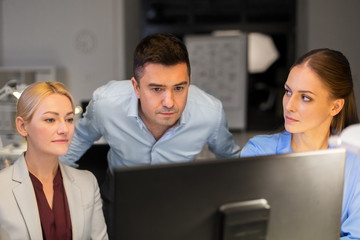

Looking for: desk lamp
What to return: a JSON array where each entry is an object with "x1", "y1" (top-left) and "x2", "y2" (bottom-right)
[{"x1": 0, "y1": 79, "x2": 26, "y2": 101}]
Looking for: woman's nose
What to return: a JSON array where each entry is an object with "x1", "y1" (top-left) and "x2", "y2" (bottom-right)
[
  {"x1": 284, "y1": 95, "x2": 297, "y2": 112},
  {"x1": 57, "y1": 121, "x2": 69, "y2": 134}
]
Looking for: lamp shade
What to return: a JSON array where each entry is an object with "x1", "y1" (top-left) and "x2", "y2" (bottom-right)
[
  {"x1": 329, "y1": 124, "x2": 360, "y2": 153},
  {"x1": 248, "y1": 32, "x2": 279, "y2": 74}
]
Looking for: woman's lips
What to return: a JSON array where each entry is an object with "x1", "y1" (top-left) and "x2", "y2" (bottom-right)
[
  {"x1": 285, "y1": 115, "x2": 299, "y2": 122},
  {"x1": 52, "y1": 139, "x2": 69, "y2": 143}
]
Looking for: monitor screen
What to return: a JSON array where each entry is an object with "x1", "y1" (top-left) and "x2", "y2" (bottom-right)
[{"x1": 113, "y1": 148, "x2": 345, "y2": 240}]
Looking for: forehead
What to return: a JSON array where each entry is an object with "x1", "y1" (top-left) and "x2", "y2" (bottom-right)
[
  {"x1": 141, "y1": 63, "x2": 189, "y2": 85},
  {"x1": 34, "y1": 94, "x2": 73, "y2": 114},
  {"x1": 286, "y1": 65, "x2": 328, "y2": 93}
]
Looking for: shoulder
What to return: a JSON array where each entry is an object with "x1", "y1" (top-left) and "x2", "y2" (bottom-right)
[
  {"x1": 241, "y1": 132, "x2": 290, "y2": 157},
  {"x1": 0, "y1": 166, "x2": 14, "y2": 190},
  {"x1": 60, "y1": 163, "x2": 97, "y2": 187},
  {"x1": 89, "y1": 80, "x2": 134, "y2": 114},
  {"x1": 183, "y1": 85, "x2": 224, "y2": 127},
  {"x1": 249, "y1": 133, "x2": 284, "y2": 144},
  {"x1": 92, "y1": 80, "x2": 133, "y2": 100},
  {"x1": 0, "y1": 164, "x2": 13, "y2": 177},
  {"x1": 187, "y1": 84, "x2": 222, "y2": 111},
  {"x1": 0, "y1": 154, "x2": 27, "y2": 185},
  {"x1": 345, "y1": 152, "x2": 360, "y2": 174}
]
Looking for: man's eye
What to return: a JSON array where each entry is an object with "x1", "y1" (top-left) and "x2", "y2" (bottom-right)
[
  {"x1": 175, "y1": 86, "x2": 184, "y2": 91},
  {"x1": 152, "y1": 88, "x2": 162, "y2": 92}
]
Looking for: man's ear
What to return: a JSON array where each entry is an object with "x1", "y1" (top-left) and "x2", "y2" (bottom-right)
[
  {"x1": 331, "y1": 98, "x2": 345, "y2": 116},
  {"x1": 131, "y1": 77, "x2": 140, "y2": 99},
  {"x1": 16, "y1": 116, "x2": 28, "y2": 137}
]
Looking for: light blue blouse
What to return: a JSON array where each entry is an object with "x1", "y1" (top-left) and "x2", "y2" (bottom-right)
[
  {"x1": 60, "y1": 80, "x2": 241, "y2": 170},
  {"x1": 241, "y1": 131, "x2": 360, "y2": 240}
]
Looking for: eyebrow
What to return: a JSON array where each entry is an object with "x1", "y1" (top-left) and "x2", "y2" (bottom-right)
[
  {"x1": 43, "y1": 111, "x2": 74, "y2": 116},
  {"x1": 148, "y1": 81, "x2": 188, "y2": 88},
  {"x1": 284, "y1": 83, "x2": 316, "y2": 95}
]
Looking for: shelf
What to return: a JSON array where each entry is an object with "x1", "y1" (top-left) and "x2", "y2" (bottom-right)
[{"x1": 0, "y1": 66, "x2": 56, "y2": 88}]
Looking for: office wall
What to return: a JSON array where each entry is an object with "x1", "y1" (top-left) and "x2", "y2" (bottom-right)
[
  {"x1": 297, "y1": 0, "x2": 360, "y2": 115},
  {"x1": 0, "y1": 0, "x2": 127, "y2": 105}
]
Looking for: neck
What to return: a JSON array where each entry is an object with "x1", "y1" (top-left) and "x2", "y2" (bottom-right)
[
  {"x1": 138, "y1": 109, "x2": 176, "y2": 141},
  {"x1": 146, "y1": 123, "x2": 171, "y2": 141},
  {"x1": 291, "y1": 130, "x2": 331, "y2": 152},
  {"x1": 24, "y1": 149, "x2": 59, "y2": 182}
]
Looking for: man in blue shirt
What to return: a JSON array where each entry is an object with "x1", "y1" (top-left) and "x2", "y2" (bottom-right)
[{"x1": 60, "y1": 33, "x2": 241, "y2": 238}]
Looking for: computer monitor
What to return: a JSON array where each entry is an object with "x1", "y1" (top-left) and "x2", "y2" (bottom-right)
[{"x1": 113, "y1": 148, "x2": 345, "y2": 240}]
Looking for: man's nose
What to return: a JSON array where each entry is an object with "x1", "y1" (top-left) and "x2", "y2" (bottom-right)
[{"x1": 162, "y1": 90, "x2": 174, "y2": 109}]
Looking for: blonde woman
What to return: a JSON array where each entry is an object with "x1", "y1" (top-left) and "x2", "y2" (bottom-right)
[{"x1": 0, "y1": 82, "x2": 108, "y2": 240}]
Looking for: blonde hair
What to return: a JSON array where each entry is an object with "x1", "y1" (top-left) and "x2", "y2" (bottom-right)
[{"x1": 16, "y1": 81, "x2": 75, "y2": 122}]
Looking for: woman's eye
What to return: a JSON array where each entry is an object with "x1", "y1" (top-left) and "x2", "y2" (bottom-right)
[
  {"x1": 45, "y1": 119, "x2": 55, "y2": 123},
  {"x1": 66, "y1": 118, "x2": 74, "y2": 123},
  {"x1": 302, "y1": 95, "x2": 312, "y2": 102},
  {"x1": 284, "y1": 89, "x2": 291, "y2": 95}
]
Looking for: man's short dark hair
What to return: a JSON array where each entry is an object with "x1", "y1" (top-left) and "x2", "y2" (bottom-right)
[{"x1": 133, "y1": 33, "x2": 191, "y2": 82}]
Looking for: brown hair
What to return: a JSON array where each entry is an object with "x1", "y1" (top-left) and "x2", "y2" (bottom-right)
[
  {"x1": 133, "y1": 33, "x2": 191, "y2": 83},
  {"x1": 292, "y1": 48, "x2": 359, "y2": 134},
  {"x1": 16, "y1": 81, "x2": 75, "y2": 123}
]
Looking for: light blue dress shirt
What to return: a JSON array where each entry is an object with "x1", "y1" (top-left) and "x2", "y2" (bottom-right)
[
  {"x1": 60, "y1": 80, "x2": 241, "y2": 170},
  {"x1": 241, "y1": 131, "x2": 360, "y2": 240}
]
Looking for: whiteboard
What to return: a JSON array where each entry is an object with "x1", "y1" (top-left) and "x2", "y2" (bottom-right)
[{"x1": 185, "y1": 33, "x2": 248, "y2": 130}]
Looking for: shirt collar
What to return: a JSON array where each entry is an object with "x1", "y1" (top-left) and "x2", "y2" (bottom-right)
[
  {"x1": 178, "y1": 103, "x2": 189, "y2": 126},
  {"x1": 278, "y1": 131, "x2": 334, "y2": 153},
  {"x1": 277, "y1": 131, "x2": 294, "y2": 154},
  {"x1": 128, "y1": 90, "x2": 139, "y2": 118}
]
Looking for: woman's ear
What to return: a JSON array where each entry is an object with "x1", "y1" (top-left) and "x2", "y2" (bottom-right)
[
  {"x1": 16, "y1": 116, "x2": 28, "y2": 137},
  {"x1": 331, "y1": 99, "x2": 345, "y2": 116}
]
